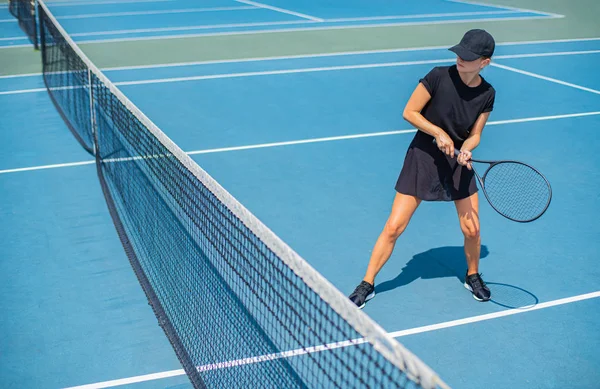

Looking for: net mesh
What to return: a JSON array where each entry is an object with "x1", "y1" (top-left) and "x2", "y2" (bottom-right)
[
  {"x1": 39, "y1": 1, "x2": 449, "y2": 388},
  {"x1": 483, "y1": 162, "x2": 551, "y2": 222},
  {"x1": 8, "y1": 0, "x2": 38, "y2": 49}
]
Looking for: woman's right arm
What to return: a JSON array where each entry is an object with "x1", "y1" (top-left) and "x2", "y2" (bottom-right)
[{"x1": 402, "y1": 83, "x2": 454, "y2": 156}]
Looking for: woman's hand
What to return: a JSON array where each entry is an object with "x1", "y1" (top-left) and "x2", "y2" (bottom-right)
[
  {"x1": 435, "y1": 132, "x2": 454, "y2": 157},
  {"x1": 457, "y1": 149, "x2": 473, "y2": 170}
]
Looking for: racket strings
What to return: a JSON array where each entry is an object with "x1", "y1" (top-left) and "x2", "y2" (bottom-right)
[{"x1": 483, "y1": 162, "x2": 551, "y2": 222}]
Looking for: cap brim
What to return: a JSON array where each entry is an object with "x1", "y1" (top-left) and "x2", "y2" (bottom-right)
[{"x1": 449, "y1": 45, "x2": 480, "y2": 61}]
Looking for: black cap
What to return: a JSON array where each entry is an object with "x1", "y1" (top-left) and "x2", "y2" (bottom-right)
[{"x1": 449, "y1": 29, "x2": 495, "y2": 61}]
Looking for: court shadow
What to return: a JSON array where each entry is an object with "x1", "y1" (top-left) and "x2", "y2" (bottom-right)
[
  {"x1": 375, "y1": 246, "x2": 539, "y2": 308},
  {"x1": 375, "y1": 245, "x2": 489, "y2": 294}
]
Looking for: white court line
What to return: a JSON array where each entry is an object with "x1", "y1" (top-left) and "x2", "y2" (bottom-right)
[
  {"x1": 62, "y1": 369, "x2": 187, "y2": 389},
  {"x1": 482, "y1": 111, "x2": 600, "y2": 125},
  {"x1": 55, "y1": 7, "x2": 258, "y2": 20},
  {"x1": 69, "y1": 20, "x2": 317, "y2": 37},
  {"x1": 112, "y1": 58, "x2": 456, "y2": 86},
  {"x1": 44, "y1": 0, "x2": 176, "y2": 6},
  {"x1": 100, "y1": 50, "x2": 600, "y2": 88},
  {"x1": 0, "y1": 13, "x2": 556, "y2": 43},
  {"x1": 0, "y1": 87, "x2": 47, "y2": 95},
  {"x1": 0, "y1": 160, "x2": 96, "y2": 174},
  {"x1": 492, "y1": 62, "x2": 600, "y2": 95},
  {"x1": 61, "y1": 290, "x2": 600, "y2": 389},
  {"x1": 186, "y1": 129, "x2": 420, "y2": 156},
  {"x1": 0, "y1": 11, "x2": 556, "y2": 43},
  {"x1": 3, "y1": 49, "x2": 600, "y2": 95},
  {"x1": 0, "y1": 36, "x2": 28, "y2": 42},
  {"x1": 0, "y1": 11, "x2": 513, "y2": 28},
  {"x1": 0, "y1": 43, "x2": 32, "y2": 48},
  {"x1": 0, "y1": 72, "x2": 45, "y2": 79},
  {"x1": 72, "y1": 14, "x2": 562, "y2": 44},
  {"x1": 387, "y1": 290, "x2": 600, "y2": 337},
  {"x1": 492, "y1": 49, "x2": 600, "y2": 59},
  {"x1": 185, "y1": 111, "x2": 600, "y2": 154},
  {"x1": 0, "y1": 37, "x2": 598, "y2": 75},
  {"x1": 60, "y1": 12, "x2": 524, "y2": 38},
  {"x1": 234, "y1": 0, "x2": 323, "y2": 22},
  {"x1": 445, "y1": 0, "x2": 564, "y2": 18},
  {"x1": 110, "y1": 49, "x2": 600, "y2": 87},
  {"x1": 0, "y1": 19, "x2": 16, "y2": 23},
  {"x1": 324, "y1": 10, "x2": 518, "y2": 22},
  {"x1": 2, "y1": 111, "x2": 599, "y2": 175},
  {"x1": 98, "y1": 39, "x2": 600, "y2": 72}
]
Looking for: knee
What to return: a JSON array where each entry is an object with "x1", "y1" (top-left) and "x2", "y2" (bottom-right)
[
  {"x1": 461, "y1": 224, "x2": 480, "y2": 240},
  {"x1": 383, "y1": 218, "x2": 408, "y2": 241}
]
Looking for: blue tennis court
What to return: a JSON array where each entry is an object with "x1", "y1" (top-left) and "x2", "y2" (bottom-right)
[
  {"x1": 0, "y1": 0, "x2": 561, "y2": 47},
  {"x1": 1, "y1": 0, "x2": 599, "y2": 388}
]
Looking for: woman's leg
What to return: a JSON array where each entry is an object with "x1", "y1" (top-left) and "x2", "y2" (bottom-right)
[
  {"x1": 364, "y1": 192, "x2": 422, "y2": 285},
  {"x1": 455, "y1": 192, "x2": 481, "y2": 275},
  {"x1": 455, "y1": 192, "x2": 490, "y2": 301},
  {"x1": 350, "y1": 192, "x2": 421, "y2": 308}
]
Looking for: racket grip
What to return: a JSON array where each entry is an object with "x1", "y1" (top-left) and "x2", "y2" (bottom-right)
[{"x1": 431, "y1": 138, "x2": 460, "y2": 157}]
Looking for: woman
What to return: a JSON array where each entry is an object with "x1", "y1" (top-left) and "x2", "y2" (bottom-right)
[{"x1": 349, "y1": 29, "x2": 497, "y2": 308}]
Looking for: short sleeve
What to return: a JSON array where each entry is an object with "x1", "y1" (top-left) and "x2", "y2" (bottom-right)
[
  {"x1": 419, "y1": 67, "x2": 442, "y2": 96},
  {"x1": 482, "y1": 88, "x2": 496, "y2": 113}
]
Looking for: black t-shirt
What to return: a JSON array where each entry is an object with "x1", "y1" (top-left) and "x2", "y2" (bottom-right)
[{"x1": 414, "y1": 65, "x2": 495, "y2": 147}]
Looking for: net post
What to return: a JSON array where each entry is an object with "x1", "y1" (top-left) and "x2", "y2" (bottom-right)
[
  {"x1": 88, "y1": 68, "x2": 97, "y2": 157},
  {"x1": 30, "y1": 0, "x2": 38, "y2": 49},
  {"x1": 37, "y1": 1, "x2": 45, "y2": 69}
]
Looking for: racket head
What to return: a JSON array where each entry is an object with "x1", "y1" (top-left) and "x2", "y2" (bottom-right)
[{"x1": 479, "y1": 161, "x2": 552, "y2": 222}]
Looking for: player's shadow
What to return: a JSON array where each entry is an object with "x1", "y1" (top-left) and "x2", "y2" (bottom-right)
[
  {"x1": 375, "y1": 245, "x2": 484, "y2": 294},
  {"x1": 375, "y1": 245, "x2": 539, "y2": 309}
]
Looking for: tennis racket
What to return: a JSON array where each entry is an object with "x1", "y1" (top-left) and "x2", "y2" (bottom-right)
[{"x1": 437, "y1": 143, "x2": 552, "y2": 222}]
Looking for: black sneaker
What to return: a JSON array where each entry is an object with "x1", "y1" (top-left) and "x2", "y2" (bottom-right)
[
  {"x1": 464, "y1": 272, "x2": 491, "y2": 302},
  {"x1": 349, "y1": 281, "x2": 375, "y2": 309}
]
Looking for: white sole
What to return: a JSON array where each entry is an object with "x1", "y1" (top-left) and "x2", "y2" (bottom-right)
[
  {"x1": 464, "y1": 282, "x2": 489, "y2": 302},
  {"x1": 357, "y1": 291, "x2": 376, "y2": 309}
]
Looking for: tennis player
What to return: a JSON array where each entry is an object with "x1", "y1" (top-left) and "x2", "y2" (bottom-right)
[{"x1": 349, "y1": 29, "x2": 497, "y2": 308}]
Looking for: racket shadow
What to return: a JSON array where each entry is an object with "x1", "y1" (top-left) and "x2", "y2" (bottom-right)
[
  {"x1": 375, "y1": 245, "x2": 539, "y2": 309},
  {"x1": 486, "y1": 282, "x2": 539, "y2": 309}
]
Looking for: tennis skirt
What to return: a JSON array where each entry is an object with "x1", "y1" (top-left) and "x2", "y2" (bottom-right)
[{"x1": 395, "y1": 134, "x2": 478, "y2": 201}]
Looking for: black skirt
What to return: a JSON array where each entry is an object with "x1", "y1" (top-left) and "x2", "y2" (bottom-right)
[{"x1": 395, "y1": 132, "x2": 478, "y2": 201}]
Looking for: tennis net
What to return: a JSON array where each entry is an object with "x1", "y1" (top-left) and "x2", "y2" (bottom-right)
[
  {"x1": 38, "y1": 1, "x2": 450, "y2": 388},
  {"x1": 8, "y1": 0, "x2": 38, "y2": 49}
]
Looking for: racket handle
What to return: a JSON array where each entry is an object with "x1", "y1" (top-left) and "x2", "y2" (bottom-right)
[{"x1": 431, "y1": 138, "x2": 460, "y2": 157}]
